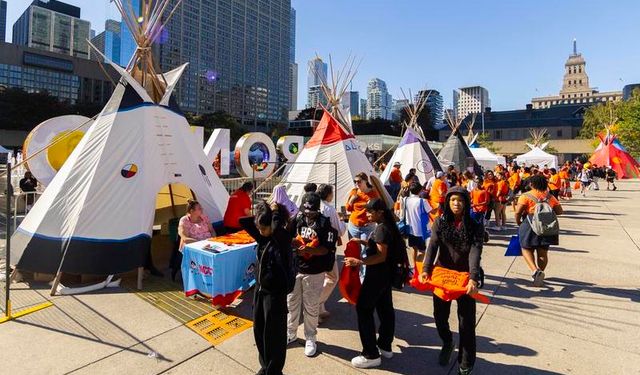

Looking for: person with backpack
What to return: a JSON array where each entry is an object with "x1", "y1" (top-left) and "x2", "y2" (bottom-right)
[
  {"x1": 419, "y1": 186, "x2": 484, "y2": 375},
  {"x1": 577, "y1": 167, "x2": 592, "y2": 197},
  {"x1": 288, "y1": 193, "x2": 337, "y2": 357},
  {"x1": 398, "y1": 181, "x2": 434, "y2": 271},
  {"x1": 515, "y1": 175, "x2": 564, "y2": 287},
  {"x1": 240, "y1": 201, "x2": 293, "y2": 375},
  {"x1": 343, "y1": 198, "x2": 406, "y2": 369}
]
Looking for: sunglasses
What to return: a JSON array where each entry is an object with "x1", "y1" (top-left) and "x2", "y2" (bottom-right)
[{"x1": 354, "y1": 179, "x2": 363, "y2": 184}]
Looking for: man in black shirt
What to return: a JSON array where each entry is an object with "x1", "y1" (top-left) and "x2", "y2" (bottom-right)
[
  {"x1": 287, "y1": 193, "x2": 337, "y2": 357},
  {"x1": 19, "y1": 171, "x2": 38, "y2": 210}
]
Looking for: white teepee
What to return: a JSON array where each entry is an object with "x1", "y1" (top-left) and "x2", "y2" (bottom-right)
[
  {"x1": 11, "y1": 0, "x2": 229, "y2": 276},
  {"x1": 380, "y1": 89, "x2": 442, "y2": 185},
  {"x1": 281, "y1": 55, "x2": 375, "y2": 206},
  {"x1": 515, "y1": 129, "x2": 558, "y2": 168}
]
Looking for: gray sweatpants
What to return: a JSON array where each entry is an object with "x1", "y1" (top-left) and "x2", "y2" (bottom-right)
[{"x1": 287, "y1": 273, "x2": 325, "y2": 341}]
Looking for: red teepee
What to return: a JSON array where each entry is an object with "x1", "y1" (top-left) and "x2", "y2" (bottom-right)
[{"x1": 589, "y1": 131, "x2": 640, "y2": 179}]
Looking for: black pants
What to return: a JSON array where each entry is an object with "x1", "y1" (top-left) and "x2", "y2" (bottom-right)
[
  {"x1": 550, "y1": 189, "x2": 559, "y2": 199},
  {"x1": 433, "y1": 294, "x2": 476, "y2": 369},
  {"x1": 356, "y1": 273, "x2": 395, "y2": 359},
  {"x1": 254, "y1": 291, "x2": 287, "y2": 375}
]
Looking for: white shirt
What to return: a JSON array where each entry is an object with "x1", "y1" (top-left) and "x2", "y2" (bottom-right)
[
  {"x1": 466, "y1": 179, "x2": 477, "y2": 193},
  {"x1": 320, "y1": 200, "x2": 346, "y2": 236},
  {"x1": 425, "y1": 176, "x2": 436, "y2": 191},
  {"x1": 401, "y1": 194, "x2": 433, "y2": 238}
]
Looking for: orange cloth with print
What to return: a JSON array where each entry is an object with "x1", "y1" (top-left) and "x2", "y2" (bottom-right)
[
  {"x1": 471, "y1": 188, "x2": 489, "y2": 213},
  {"x1": 548, "y1": 174, "x2": 560, "y2": 191},
  {"x1": 210, "y1": 230, "x2": 255, "y2": 246},
  {"x1": 517, "y1": 191, "x2": 560, "y2": 214},
  {"x1": 496, "y1": 180, "x2": 509, "y2": 203},
  {"x1": 389, "y1": 167, "x2": 403, "y2": 184},
  {"x1": 346, "y1": 188, "x2": 379, "y2": 227},
  {"x1": 428, "y1": 179, "x2": 448, "y2": 222},
  {"x1": 410, "y1": 266, "x2": 490, "y2": 304}
]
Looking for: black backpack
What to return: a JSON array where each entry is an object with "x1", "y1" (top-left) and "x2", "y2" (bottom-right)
[{"x1": 388, "y1": 226, "x2": 411, "y2": 290}]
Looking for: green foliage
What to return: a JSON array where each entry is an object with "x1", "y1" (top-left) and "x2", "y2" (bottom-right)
[
  {"x1": 581, "y1": 88, "x2": 640, "y2": 157},
  {"x1": 475, "y1": 132, "x2": 499, "y2": 153},
  {"x1": 185, "y1": 111, "x2": 248, "y2": 145},
  {"x1": 0, "y1": 87, "x2": 102, "y2": 131}
]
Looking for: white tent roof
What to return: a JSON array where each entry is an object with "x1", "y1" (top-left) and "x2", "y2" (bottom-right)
[
  {"x1": 380, "y1": 128, "x2": 440, "y2": 186},
  {"x1": 470, "y1": 147, "x2": 507, "y2": 170},
  {"x1": 515, "y1": 147, "x2": 558, "y2": 169},
  {"x1": 281, "y1": 111, "x2": 376, "y2": 207}
]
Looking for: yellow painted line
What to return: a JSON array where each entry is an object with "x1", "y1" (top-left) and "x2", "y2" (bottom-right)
[{"x1": 0, "y1": 301, "x2": 54, "y2": 324}]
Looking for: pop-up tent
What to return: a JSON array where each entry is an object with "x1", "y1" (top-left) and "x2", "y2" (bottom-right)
[
  {"x1": 589, "y1": 125, "x2": 639, "y2": 179},
  {"x1": 515, "y1": 129, "x2": 558, "y2": 169},
  {"x1": 11, "y1": 0, "x2": 229, "y2": 277},
  {"x1": 380, "y1": 90, "x2": 442, "y2": 185}
]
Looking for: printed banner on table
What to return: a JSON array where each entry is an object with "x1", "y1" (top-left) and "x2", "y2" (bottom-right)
[{"x1": 182, "y1": 240, "x2": 257, "y2": 307}]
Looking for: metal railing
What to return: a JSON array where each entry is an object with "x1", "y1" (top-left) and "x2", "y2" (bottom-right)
[{"x1": 13, "y1": 192, "x2": 42, "y2": 229}]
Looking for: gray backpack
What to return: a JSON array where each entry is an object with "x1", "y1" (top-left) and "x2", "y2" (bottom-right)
[{"x1": 526, "y1": 193, "x2": 559, "y2": 236}]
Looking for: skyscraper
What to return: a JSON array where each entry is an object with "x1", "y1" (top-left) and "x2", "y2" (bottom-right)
[
  {"x1": 360, "y1": 98, "x2": 368, "y2": 119},
  {"x1": 341, "y1": 91, "x2": 359, "y2": 117},
  {"x1": 289, "y1": 7, "x2": 297, "y2": 111},
  {"x1": 454, "y1": 86, "x2": 490, "y2": 119},
  {"x1": 0, "y1": 1, "x2": 7, "y2": 42},
  {"x1": 307, "y1": 85, "x2": 326, "y2": 109},
  {"x1": 12, "y1": 0, "x2": 91, "y2": 59},
  {"x1": 119, "y1": 0, "x2": 140, "y2": 67},
  {"x1": 160, "y1": 0, "x2": 291, "y2": 127},
  {"x1": 418, "y1": 89, "x2": 444, "y2": 128},
  {"x1": 307, "y1": 56, "x2": 327, "y2": 88},
  {"x1": 90, "y1": 19, "x2": 121, "y2": 65},
  {"x1": 394, "y1": 98, "x2": 409, "y2": 121},
  {"x1": 367, "y1": 78, "x2": 392, "y2": 120}
]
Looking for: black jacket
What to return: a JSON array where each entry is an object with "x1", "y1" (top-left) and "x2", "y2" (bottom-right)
[{"x1": 240, "y1": 211, "x2": 292, "y2": 294}]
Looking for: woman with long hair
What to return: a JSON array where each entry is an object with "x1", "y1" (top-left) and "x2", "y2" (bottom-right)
[
  {"x1": 345, "y1": 172, "x2": 379, "y2": 241},
  {"x1": 419, "y1": 187, "x2": 484, "y2": 375},
  {"x1": 240, "y1": 201, "x2": 292, "y2": 375},
  {"x1": 344, "y1": 198, "x2": 403, "y2": 369}
]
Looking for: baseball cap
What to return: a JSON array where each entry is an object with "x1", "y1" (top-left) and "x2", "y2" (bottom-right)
[
  {"x1": 301, "y1": 192, "x2": 321, "y2": 213},
  {"x1": 436, "y1": 171, "x2": 444, "y2": 178},
  {"x1": 393, "y1": 161, "x2": 402, "y2": 167}
]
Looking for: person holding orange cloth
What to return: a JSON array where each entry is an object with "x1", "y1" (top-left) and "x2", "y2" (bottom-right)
[
  {"x1": 548, "y1": 168, "x2": 560, "y2": 199},
  {"x1": 346, "y1": 173, "x2": 379, "y2": 242},
  {"x1": 429, "y1": 171, "x2": 448, "y2": 223}
]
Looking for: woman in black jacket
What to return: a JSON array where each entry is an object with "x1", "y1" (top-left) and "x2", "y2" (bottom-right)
[
  {"x1": 419, "y1": 186, "x2": 484, "y2": 375},
  {"x1": 240, "y1": 201, "x2": 292, "y2": 375}
]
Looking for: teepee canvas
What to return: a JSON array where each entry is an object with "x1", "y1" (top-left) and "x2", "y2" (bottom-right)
[
  {"x1": 380, "y1": 90, "x2": 442, "y2": 185},
  {"x1": 515, "y1": 129, "x2": 558, "y2": 169},
  {"x1": 439, "y1": 111, "x2": 482, "y2": 175},
  {"x1": 590, "y1": 127, "x2": 640, "y2": 179},
  {"x1": 11, "y1": 0, "x2": 229, "y2": 275}
]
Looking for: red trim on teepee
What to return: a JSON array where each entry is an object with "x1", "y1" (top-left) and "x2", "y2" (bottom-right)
[{"x1": 305, "y1": 111, "x2": 354, "y2": 148}]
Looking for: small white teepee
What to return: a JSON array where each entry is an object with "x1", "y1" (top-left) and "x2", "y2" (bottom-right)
[
  {"x1": 380, "y1": 89, "x2": 442, "y2": 185},
  {"x1": 11, "y1": 0, "x2": 229, "y2": 276},
  {"x1": 281, "y1": 55, "x2": 375, "y2": 206}
]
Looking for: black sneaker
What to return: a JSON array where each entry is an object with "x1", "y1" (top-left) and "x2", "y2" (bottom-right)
[
  {"x1": 438, "y1": 341, "x2": 455, "y2": 366},
  {"x1": 458, "y1": 366, "x2": 473, "y2": 375}
]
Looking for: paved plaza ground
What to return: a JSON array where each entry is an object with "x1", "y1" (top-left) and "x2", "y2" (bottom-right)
[{"x1": 1, "y1": 180, "x2": 639, "y2": 375}]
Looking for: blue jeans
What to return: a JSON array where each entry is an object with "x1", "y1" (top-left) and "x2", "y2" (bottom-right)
[{"x1": 348, "y1": 222, "x2": 376, "y2": 282}]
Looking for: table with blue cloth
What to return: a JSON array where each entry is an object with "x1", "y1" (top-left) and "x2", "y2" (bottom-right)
[{"x1": 181, "y1": 239, "x2": 257, "y2": 307}]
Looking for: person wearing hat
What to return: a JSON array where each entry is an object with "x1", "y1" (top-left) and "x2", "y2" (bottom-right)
[
  {"x1": 344, "y1": 198, "x2": 403, "y2": 369},
  {"x1": 288, "y1": 192, "x2": 338, "y2": 357},
  {"x1": 388, "y1": 162, "x2": 403, "y2": 201},
  {"x1": 420, "y1": 187, "x2": 484, "y2": 375}
]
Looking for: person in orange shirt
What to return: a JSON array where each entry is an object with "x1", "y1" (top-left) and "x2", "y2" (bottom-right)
[
  {"x1": 346, "y1": 172, "x2": 379, "y2": 241},
  {"x1": 558, "y1": 164, "x2": 571, "y2": 200},
  {"x1": 494, "y1": 172, "x2": 509, "y2": 230},
  {"x1": 482, "y1": 171, "x2": 497, "y2": 227},
  {"x1": 387, "y1": 162, "x2": 403, "y2": 200},
  {"x1": 470, "y1": 176, "x2": 491, "y2": 243},
  {"x1": 508, "y1": 166, "x2": 521, "y2": 212},
  {"x1": 548, "y1": 168, "x2": 560, "y2": 199},
  {"x1": 428, "y1": 171, "x2": 448, "y2": 223},
  {"x1": 515, "y1": 175, "x2": 563, "y2": 287}
]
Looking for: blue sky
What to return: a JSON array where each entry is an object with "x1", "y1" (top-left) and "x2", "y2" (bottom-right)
[{"x1": 6, "y1": 0, "x2": 640, "y2": 111}]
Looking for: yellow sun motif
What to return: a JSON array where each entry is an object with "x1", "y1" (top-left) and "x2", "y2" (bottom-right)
[{"x1": 47, "y1": 130, "x2": 85, "y2": 171}]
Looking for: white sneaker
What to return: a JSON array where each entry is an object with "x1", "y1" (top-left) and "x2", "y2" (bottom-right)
[
  {"x1": 378, "y1": 347, "x2": 393, "y2": 359},
  {"x1": 351, "y1": 355, "x2": 382, "y2": 368},
  {"x1": 304, "y1": 340, "x2": 317, "y2": 357}
]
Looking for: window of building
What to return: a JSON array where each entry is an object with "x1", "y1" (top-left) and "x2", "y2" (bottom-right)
[
  {"x1": 557, "y1": 129, "x2": 563, "y2": 137},
  {"x1": 495, "y1": 130, "x2": 502, "y2": 140}
]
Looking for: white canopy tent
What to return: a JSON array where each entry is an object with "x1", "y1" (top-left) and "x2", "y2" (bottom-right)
[
  {"x1": 470, "y1": 147, "x2": 507, "y2": 170},
  {"x1": 515, "y1": 147, "x2": 558, "y2": 169}
]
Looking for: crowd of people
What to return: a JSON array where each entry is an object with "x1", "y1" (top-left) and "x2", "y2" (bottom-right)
[{"x1": 175, "y1": 157, "x2": 615, "y2": 375}]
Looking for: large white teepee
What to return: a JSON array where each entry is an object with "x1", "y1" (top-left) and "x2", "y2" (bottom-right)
[
  {"x1": 281, "y1": 110, "x2": 376, "y2": 206},
  {"x1": 515, "y1": 129, "x2": 558, "y2": 168},
  {"x1": 380, "y1": 90, "x2": 442, "y2": 185},
  {"x1": 11, "y1": 0, "x2": 229, "y2": 275}
]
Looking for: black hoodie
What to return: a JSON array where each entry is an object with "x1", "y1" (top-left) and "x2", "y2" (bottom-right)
[{"x1": 424, "y1": 186, "x2": 484, "y2": 282}]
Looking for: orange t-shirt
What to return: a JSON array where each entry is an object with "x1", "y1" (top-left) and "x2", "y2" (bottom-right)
[
  {"x1": 483, "y1": 180, "x2": 497, "y2": 199},
  {"x1": 508, "y1": 173, "x2": 521, "y2": 190},
  {"x1": 496, "y1": 180, "x2": 509, "y2": 202},
  {"x1": 223, "y1": 189, "x2": 251, "y2": 229},
  {"x1": 558, "y1": 168, "x2": 569, "y2": 180},
  {"x1": 430, "y1": 179, "x2": 448, "y2": 205},
  {"x1": 517, "y1": 191, "x2": 560, "y2": 214},
  {"x1": 346, "y1": 188, "x2": 379, "y2": 227},
  {"x1": 389, "y1": 167, "x2": 403, "y2": 184},
  {"x1": 471, "y1": 189, "x2": 489, "y2": 213},
  {"x1": 548, "y1": 174, "x2": 560, "y2": 191}
]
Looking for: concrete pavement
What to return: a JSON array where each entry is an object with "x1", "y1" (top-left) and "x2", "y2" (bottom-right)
[{"x1": 1, "y1": 180, "x2": 639, "y2": 374}]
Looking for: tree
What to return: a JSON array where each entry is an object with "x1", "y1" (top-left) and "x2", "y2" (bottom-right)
[
  {"x1": 580, "y1": 100, "x2": 617, "y2": 143},
  {"x1": 185, "y1": 111, "x2": 248, "y2": 145},
  {"x1": 475, "y1": 132, "x2": 499, "y2": 153},
  {"x1": 294, "y1": 107, "x2": 324, "y2": 121},
  {"x1": 398, "y1": 104, "x2": 436, "y2": 140}
]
